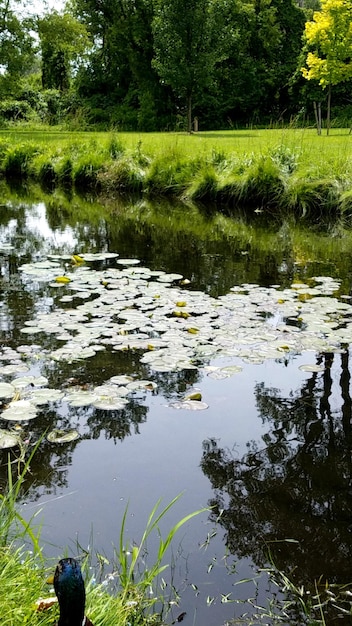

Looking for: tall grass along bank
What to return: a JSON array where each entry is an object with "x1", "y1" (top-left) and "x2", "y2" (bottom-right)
[{"x1": 0, "y1": 128, "x2": 351, "y2": 219}]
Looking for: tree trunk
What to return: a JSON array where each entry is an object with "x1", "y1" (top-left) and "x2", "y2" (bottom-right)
[
  {"x1": 327, "y1": 84, "x2": 331, "y2": 135},
  {"x1": 187, "y1": 94, "x2": 192, "y2": 133},
  {"x1": 313, "y1": 101, "x2": 321, "y2": 135}
]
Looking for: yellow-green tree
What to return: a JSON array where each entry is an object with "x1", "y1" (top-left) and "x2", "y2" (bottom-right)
[{"x1": 301, "y1": 0, "x2": 352, "y2": 133}]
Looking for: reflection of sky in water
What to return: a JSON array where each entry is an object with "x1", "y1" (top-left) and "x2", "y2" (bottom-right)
[{"x1": 25, "y1": 203, "x2": 79, "y2": 252}]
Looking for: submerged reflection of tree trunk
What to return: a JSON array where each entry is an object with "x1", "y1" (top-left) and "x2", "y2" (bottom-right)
[
  {"x1": 341, "y1": 350, "x2": 352, "y2": 438},
  {"x1": 201, "y1": 350, "x2": 352, "y2": 590}
]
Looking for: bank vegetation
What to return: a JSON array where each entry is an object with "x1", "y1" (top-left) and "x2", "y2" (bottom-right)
[{"x1": 0, "y1": 128, "x2": 352, "y2": 220}]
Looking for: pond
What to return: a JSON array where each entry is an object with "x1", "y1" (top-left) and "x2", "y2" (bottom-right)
[{"x1": 1, "y1": 184, "x2": 352, "y2": 625}]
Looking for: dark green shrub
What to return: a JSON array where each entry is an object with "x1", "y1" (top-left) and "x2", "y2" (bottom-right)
[{"x1": 0, "y1": 100, "x2": 32, "y2": 122}]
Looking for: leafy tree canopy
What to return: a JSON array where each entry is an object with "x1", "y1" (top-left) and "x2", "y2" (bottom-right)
[{"x1": 302, "y1": 0, "x2": 352, "y2": 87}]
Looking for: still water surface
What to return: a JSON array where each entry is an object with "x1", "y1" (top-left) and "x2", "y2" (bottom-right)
[{"x1": 1, "y1": 189, "x2": 352, "y2": 625}]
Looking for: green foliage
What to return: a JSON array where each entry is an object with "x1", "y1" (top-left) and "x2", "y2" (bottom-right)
[
  {"x1": 0, "y1": 0, "x2": 35, "y2": 97},
  {"x1": 144, "y1": 152, "x2": 198, "y2": 195},
  {"x1": 116, "y1": 495, "x2": 205, "y2": 597},
  {"x1": 97, "y1": 159, "x2": 144, "y2": 192},
  {"x1": 269, "y1": 145, "x2": 298, "y2": 174},
  {"x1": 2, "y1": 143, "x2": 40, "y2": 178},
  {"x1": 38, "y1": 11, "x2": 90, "y2": 91},
  {"x1": 73, "y1": 153, "x2": 105, "y2": 188},
  {"x1": 0, "y1": 99, "x2": 32, "y2": 122},
  {"x1": 302, "y1": 0, "x2": 352, "y2": 88},
  {"x1": 239, "y1": 156, "x2": 287, "y2": 209},
  {"x1": 152, "y1": 0, "x2": 228, "y2": 131},
  {"x1": 108, "y1": 134, "x2": 125, "y2": 160},
  {"x1": 286, "y1": 177, "x2": 341, "y2": 217},
  {"x1": 188, "y1": 166, "x2": 219, "y2": 201}
]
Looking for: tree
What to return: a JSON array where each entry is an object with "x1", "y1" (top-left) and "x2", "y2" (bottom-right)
[
  {"x1": 152, "y1": 0, "x2": 228, "y2": 132},
  {"x1": 0, "y1": 0, "x2": 35, "y2": 96},
  {"x1": 72, "y1": 0, "x2": 170, "y2": 130},
  {"x1": 38, "y1": 11, "x2": 90, "y2": 91},
  {"x1": 301, "y1": 0, "x2": 352, "y2": 134}
]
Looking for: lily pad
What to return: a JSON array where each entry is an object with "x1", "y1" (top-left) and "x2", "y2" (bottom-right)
[
  {"x1": 47, "y1": 429, "x2": 80, "y2": 444},
  {"x1": 92, "y1": 397, "x2": 129, "y2": 411},
  {"x1": 1, "y1": 400, "x2": 37, "y2": 421},
  {"x1": 26, "y1": 389, "x2": 65, "y2": 405},
  {"x1": 0, "y1": 382, "x2": 16, "y2": 399},
  {"x1": 299, "y1": 364, "x2": 325, "y2": 373},
  {"x1": 0, "y1": 429, "x2": 21, "y2": 449},
  {"x1": 116, "y1": 258, "x2": 141, "y2": 265},
  {"x1": 64, "y1": 390, "x2": 98, "y2": 407},
  {"x1": 168, "y1": 400, "x2": 209, "y2": 411}
]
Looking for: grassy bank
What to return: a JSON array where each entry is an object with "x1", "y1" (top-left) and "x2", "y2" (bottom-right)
[{"x1": 0, "y1": 128, "x2": 351, "y2": 218}]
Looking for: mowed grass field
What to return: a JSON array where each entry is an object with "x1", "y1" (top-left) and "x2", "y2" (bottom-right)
[{"x1": 0, "y1": 127, "x2": 351, "y2": 170}]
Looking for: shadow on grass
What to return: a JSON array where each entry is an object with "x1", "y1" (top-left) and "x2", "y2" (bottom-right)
[{"x1": 194, "y1": 132, "x2": 259, "y2": 139}]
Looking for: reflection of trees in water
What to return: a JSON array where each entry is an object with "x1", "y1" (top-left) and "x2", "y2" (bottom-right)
[
  {"x1": 201, "y1": 351, "x2": 352, "y2": 587},
  {"x1": 87, "y1": 402, "x2": 148, "y2": 440}
]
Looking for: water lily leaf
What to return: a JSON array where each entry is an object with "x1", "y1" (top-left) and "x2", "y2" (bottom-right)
[
  {"x1": 116, "y1": 258, "x2": 141, "y2": 265},
  {"x1": 299, "y1": 364, "x2": 325, "y2": 372},
  {"x1": 92, "y1": 397, "x2": 129, "y2": 410},
  {"x1": 1, "y1": 400, "x2": 37, "y2": 421},
  {"x1": 109, "y1": 375, "x2": 134, "y2": 385},
  {"x1": 26, "y1": 389, "x2": 65, "y2": 405},
  {"x1": 64, "y1": 391, "x2": 98, "y2": 407},
  {"x1": 168, "y1": 400, "x2": 209, "y2": 410},
  {"x1": 0, "y1": 429, "x2": 21, "y2": 449},
  {"x1": 0, "y1": 382, "x2": 16, "y2": 398},
  {"x1": 157, "y1": 273, "x2": 183, "y2": 283},
  {"x1": 47, "y1": 429, "x2": 80, "y2": 444},
  {"x1": 81, "y1": 252, "x2": 118, "y2": 261},
  {"x1": 221, "y1": 365, "x2": 243, "y2": 375},
  {"x1": 11, "y1": 376, "x2": 49, "y2": 389},
  {"x1": 0, "y1": 363, "x2": 29, "y2": 374},
  {"x1": 126, "y1": 380, "x2": 158, "y2": 391}
]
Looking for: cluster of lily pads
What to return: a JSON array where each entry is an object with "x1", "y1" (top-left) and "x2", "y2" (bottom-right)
[{"x1": 1, "y1": 251, "x2": 352, "y2": 449}]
